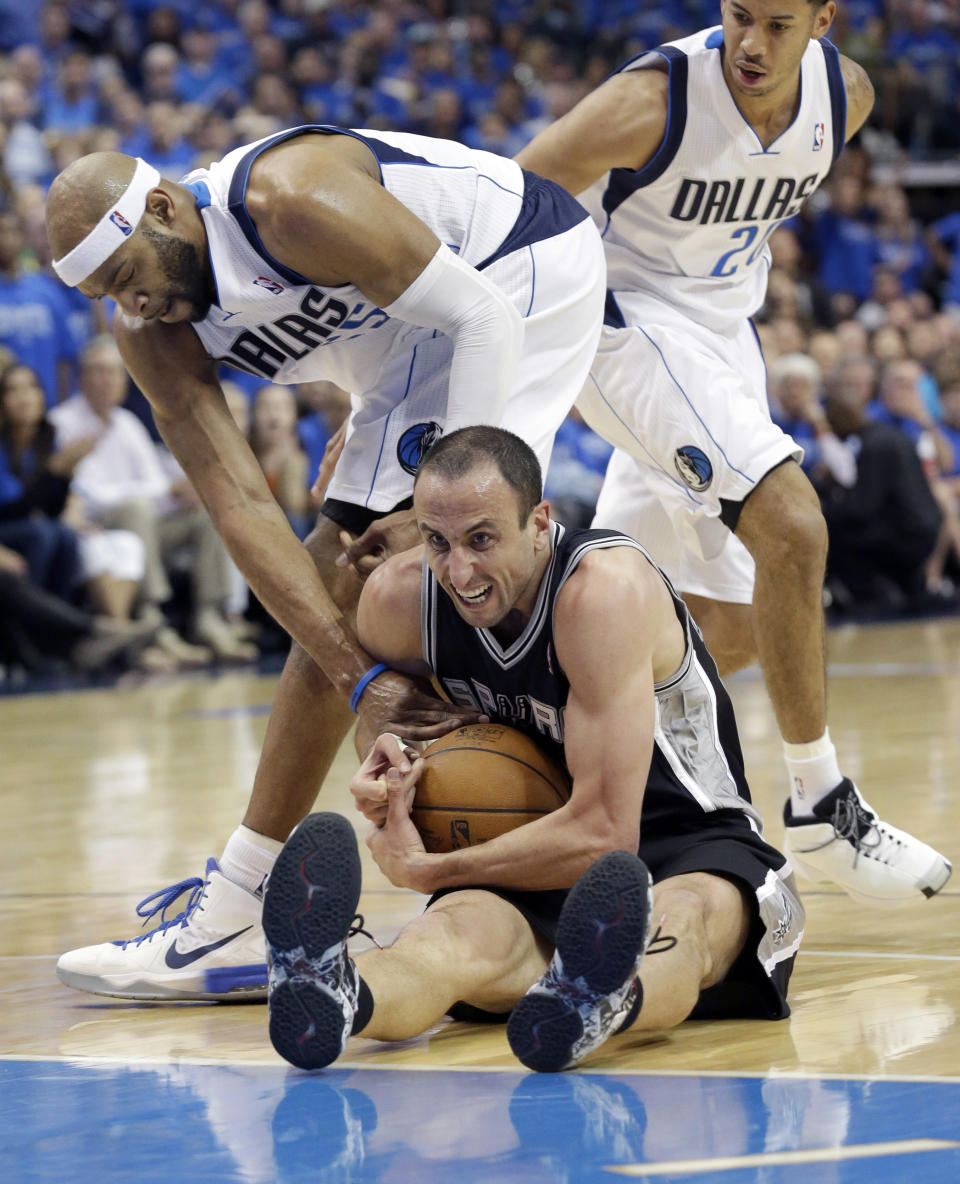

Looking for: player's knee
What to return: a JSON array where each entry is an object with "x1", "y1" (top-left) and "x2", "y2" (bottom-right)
[
  {"x1": 685, "y1": 597, "x2": 757, "y2": 675},
  {"x1": 427, "y1": 893, "x2": 540, "y2": 991},
  {"x1": 740, "y1": 467, "x2": 827, "y2": 576}
]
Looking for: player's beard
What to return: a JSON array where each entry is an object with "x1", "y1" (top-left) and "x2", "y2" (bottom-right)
[{"x1": 141, "y1": 226, "x2": 216, "y2": 322}]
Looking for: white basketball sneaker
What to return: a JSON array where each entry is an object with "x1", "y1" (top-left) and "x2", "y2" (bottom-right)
[
  {"x1": 56, "y1": 859, "x2": 268, "y2": 1001},
  {"x1": 783, "y1": 779, "x2": 952, "y2": 907}
]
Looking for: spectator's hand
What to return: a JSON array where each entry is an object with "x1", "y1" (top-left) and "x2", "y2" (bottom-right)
[
  {"x1": 350, "y1": 732, "x2": 423, "y2": 824},
  {"x1": 0, "y1": 543, "x2": 27, "y2": 576},
  {"x1": 335, "y1": 508, "x2": 420, "y2": 578},
  {"x1": 365, "y1": 771, "x2": 433, "y2": 891},
  {"x1": 47, "y1": 433, "x2": 101, "y2": 476},
  {"x1": 310, "y1": 421, "x2": 347, "y2": 504},
  {"x1": 354, "y1": 668, "x2": 488, "y2": 755}
]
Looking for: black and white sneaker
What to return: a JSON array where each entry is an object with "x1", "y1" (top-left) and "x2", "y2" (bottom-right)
[
  {"x1": 264, "y1": 813, "x2": 368, "y2": 1070},
  {"x1": 507, "y1": 851, "x2": 653, "y2": 1073},
  {"x1": 784, "y1": 779, "x2": 952, "y2": 907}
]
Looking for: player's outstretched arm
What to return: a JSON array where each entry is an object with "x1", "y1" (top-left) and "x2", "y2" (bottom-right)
[
  {"x1": 515, "y1": 69, "x2": 669, "y2": 196},
  {"x1": 246, "y1": 135, "x2": 524, "y2": 432},
  {"x1": 114, "y1": 314, "x2": 375, "y2": 695}
]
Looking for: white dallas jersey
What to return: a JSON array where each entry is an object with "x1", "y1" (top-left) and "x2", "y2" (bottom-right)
[
  {"x1": 578, "y1": 28, "x2": 846, "y2": 331},
  {"x1": 180, "y1": 125, "x2": 526, "y2": 389}
]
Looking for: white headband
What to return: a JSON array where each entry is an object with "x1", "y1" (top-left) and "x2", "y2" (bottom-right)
[{"x1": 52, "y1": 158, "x2": 161, "y2": 288}]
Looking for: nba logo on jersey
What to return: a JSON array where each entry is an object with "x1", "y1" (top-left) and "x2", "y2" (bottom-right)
[
  {"x1": 109, "y1": 210, "x2": 133, "y2": 236},
  {"x1": 812, "y1": 123, "x2": 825, "y2": 152},
  {"x1": 254, "y1": 276, "x2": 284, "y2": 295}
]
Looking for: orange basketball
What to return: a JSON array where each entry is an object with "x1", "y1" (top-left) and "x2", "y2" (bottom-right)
[{"x1": 412, "y1": 723, "x2": 571, "y2": 853}]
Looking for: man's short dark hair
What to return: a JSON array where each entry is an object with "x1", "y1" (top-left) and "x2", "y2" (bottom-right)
[{"x1": 415, "y1": 426, "x2": 543, "y2": 524}]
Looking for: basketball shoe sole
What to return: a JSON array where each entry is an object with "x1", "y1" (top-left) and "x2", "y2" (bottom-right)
[
  {"x1": 264, "y1": 812, "x2": 363, "y2": 1070},
  {"x1": 507, "y1": 850, "x2": 653, "y2": 1072}
]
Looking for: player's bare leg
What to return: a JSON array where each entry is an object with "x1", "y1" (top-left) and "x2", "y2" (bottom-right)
[
  {"x1": 625, "y1": 874, "x2": 749, "y2": 1032},
  {"x1": 357, "y1": 892, "x2": 552, "y2": 1041},
  {"x1": 681, "y1": 595, "x2": 756, "y2": 677},
  {"x1": 733, "y1": 460, "x2": 951, "y2": 904},
  {"x1": 733, "y1": 460, "x2": 829, "y2": 746},
  {"x1": 241, "y1": 514, "x2": 361, "y2": 843},
  {"x1": 265, "y1": 812, "x2": 552, "y2": 1068}
]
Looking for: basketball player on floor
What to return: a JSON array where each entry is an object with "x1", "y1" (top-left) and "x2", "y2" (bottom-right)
[
  {"x1": 263, "y1": 426, "x2": 804, "y2": 1073},
  {"x1": 510, "y1": 0, "x2": 951, "y2": 901},
  {"x1": 46, "y1": 128, "x2": 606, "y2": 1000}
]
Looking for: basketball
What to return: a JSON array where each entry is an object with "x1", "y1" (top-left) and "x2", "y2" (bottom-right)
[{"x1": 411, "y1": 723, "x2": 571, "y2": 853}]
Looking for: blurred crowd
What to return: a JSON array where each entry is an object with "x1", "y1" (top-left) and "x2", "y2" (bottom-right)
[{"x1": 1, "y1": 0, "x2": 960, "y2": 681}]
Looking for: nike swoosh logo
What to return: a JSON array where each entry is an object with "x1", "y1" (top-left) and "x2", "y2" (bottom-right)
[{"x1": 164, "y1": 926, "x2": 254, "y2": 968}]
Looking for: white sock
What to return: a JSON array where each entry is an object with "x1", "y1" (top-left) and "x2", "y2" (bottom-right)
[
  {"x1": 783, "y1": 729, "x2": 843, "y2": 816},
  {"x1": 219, "y1": 825, "x2": 283, "y2": 896}
]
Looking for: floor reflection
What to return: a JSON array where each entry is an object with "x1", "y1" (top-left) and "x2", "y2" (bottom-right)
[{"x1": 7, "y1": 1059, "x2": 960, "y2": 1184}]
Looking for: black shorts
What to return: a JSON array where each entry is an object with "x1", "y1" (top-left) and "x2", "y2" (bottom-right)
[
  {"x1": 431, "y1": 811, "x2": 803, "y2": 1025},
  {"x1": 320, "y1": 496, "x2": 412, "y2": 536}
]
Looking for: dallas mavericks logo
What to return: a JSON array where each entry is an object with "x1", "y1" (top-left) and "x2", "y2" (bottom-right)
[
  {"x1": 674, "y1": 445, "x2": 713, "y2": 491},
  {"x1": 109, "y1": 210, "x2": 133, "y2": 236},
  {"x1": 397, "y1": 421, "x2": 442, "y2": 475},
  {"x1": 253, "y1": 275, "x2": 284, "y2": 295},
  {"x1": 812, "y1": 122, "x2": 825, "y2": 152}
]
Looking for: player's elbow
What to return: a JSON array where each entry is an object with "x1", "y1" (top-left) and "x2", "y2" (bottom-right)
[{"x1": 566, "y1": 799, "x2": 640, "y2": 868}]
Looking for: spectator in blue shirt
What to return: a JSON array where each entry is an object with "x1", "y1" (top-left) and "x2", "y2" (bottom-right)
[
  {"x1": 0, "y1": 212, "x2": 75, "y2": 406},
  {"x1": 927, "y1": 211, "x2": 960, "y2": 311},
  {"x1": 872, "y1": 184, "x2": 931, "y2": 295},
  {"x1": 544, "y1": 410, "x2": 614, "y2": 529},
  {"x1": 811, "y1": 174, "x2": 878, "y2": 307},
  {"x1": 40, "y1": 49, "x2": 100, "y2": 133}
]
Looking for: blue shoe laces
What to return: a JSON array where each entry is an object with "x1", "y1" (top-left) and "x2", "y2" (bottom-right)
[{"x1": 113, "y1": 873, "x2": 209, "y2": 949}]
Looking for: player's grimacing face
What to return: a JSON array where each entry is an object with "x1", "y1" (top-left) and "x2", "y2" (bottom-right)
[
  {"x1": 416, "y1": 466, "x2": 549, "y2": 630},
  {"x1": 720, "y1": 0, "x2": 835, "y2": 100}
]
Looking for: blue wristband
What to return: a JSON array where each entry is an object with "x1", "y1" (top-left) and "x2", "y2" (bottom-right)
[{"x1": 349, "y1": 663, "x2": 389, "y2": 712}]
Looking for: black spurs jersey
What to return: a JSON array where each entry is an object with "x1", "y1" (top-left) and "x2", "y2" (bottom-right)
[{"x1": 420, "y1": 520, "x2": 762, "y2": 835}]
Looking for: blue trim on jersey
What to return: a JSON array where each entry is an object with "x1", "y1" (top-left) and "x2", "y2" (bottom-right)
[
  {"x1": 524, "y1": 246, "x2": 536, "y2": 316},
  {"x1": 476, "y1": 169, "x2": 587, "y2": 272},
  {"x1": 705, "y1": 29, "x2": 723, "y2": 50},
  {"x1": 184, "y1": 179, "x2": 222, "y2": 308},
  {"x1": 604, "y1": 290, "x2": 626, "y2": 329},
  {"x1": 364, "y1": 339, "x2": 423, "y2": 507},
  {"x1": 600, "y1": 46, "x2": 689, "y2": 224},
  {"x1": 636, "y1": 325, "x2": 754, "y2": 484},
  {"x1": 821, "y1": 38, "x2": 847, "y2": 163},
  {"x1": 583, "y1": 368, "x2": 701, "y2": 505},
  {"x1": 226, "y1": 125, "x2": 329, "y2": 287},
  {"x1": 355, "y1": 134, "x2": 432, "y2": 170},
  {"x1": 183, "y1": 179, "x2": 212, "y2": 209}
]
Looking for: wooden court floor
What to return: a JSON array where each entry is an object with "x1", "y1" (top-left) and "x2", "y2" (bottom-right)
[{"x1": 2, "y1": 616, "x2": 959, "y2": 1182}]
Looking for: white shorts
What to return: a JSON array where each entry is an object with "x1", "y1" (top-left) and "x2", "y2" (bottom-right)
[
  {"x1": 593, "y1": 448, "x2": 757, "y2": 604},
  {"x1": 579, "y1": 298, "x2": 801, "y2": 603},
  {"x1": 325, "y1": 216, "x2": 606, "y2": 513},
  {"x1": 78, "y1": 530, "x2": 146, "y2": 583}
]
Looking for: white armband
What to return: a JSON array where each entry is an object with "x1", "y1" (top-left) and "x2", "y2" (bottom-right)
[{"x1": 384, "y1": 244, "x2": 524, "y2": 431}]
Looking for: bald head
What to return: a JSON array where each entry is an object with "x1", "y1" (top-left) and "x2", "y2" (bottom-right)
[
  {"x1": 45, "y1": 152, "x2": 140, "y2": 263},
  {"x1": 45, "y1": 152, "x2": 213, "y2": 325}
]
